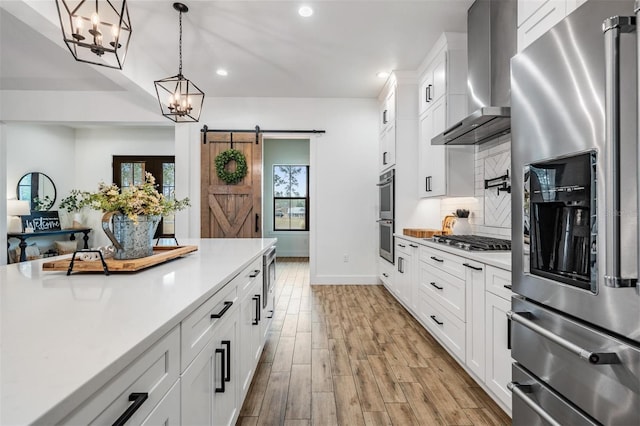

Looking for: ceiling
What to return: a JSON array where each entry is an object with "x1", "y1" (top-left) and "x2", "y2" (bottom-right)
[{"x1": 0, "y1": 0, "x2": 473, "y2": 99}]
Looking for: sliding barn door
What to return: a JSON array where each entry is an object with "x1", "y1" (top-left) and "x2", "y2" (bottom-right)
[{"x1": 201, "y1": 132, "x2": 262, "y2": 238}]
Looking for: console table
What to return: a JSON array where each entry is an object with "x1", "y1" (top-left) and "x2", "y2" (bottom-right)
[{"x1": 8, "y1": 228, "x2": 91, "y2": 262}]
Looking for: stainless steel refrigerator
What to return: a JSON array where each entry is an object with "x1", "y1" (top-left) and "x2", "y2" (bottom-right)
[{"x1": 511, "y1": 1, "x2": 640, "y2": 425}]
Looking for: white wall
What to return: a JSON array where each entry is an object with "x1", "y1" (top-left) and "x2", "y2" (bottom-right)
[
  {"x1": 263, "y1": 138, "x2": 310, "y2": 257},
  {"x1": 74, "y1": 127, "x2": 175, "y2": 247},
  {"x1": 177, "y1": 97, "x2": 380, "y2": 285}
]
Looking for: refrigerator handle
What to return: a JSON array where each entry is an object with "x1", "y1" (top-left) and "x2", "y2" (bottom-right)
[
  {"x1": 636, "y1": 2, "x2": 640, "y2": 295},
  {"x1": 602, "y1": 16, "x2": 638, "y2": 289}
]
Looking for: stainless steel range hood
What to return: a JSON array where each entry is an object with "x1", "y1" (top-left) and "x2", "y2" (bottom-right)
[{"x1": 432, "y1": 0, "x2": 516, "y2": 145}]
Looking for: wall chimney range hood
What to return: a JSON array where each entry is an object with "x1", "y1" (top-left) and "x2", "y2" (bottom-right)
[{"x1": 432, "y1": 0, "x2": 516, "y2": 145}]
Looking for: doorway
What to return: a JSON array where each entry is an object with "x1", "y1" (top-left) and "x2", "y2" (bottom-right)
[{"x1": 263, "y1": 138, "x2": 310, "y2": 257}]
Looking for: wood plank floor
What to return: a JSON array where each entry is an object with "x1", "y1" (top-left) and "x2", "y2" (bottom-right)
[{"x1": 237, "y1": 258, "x2": 510, "y2": 426}]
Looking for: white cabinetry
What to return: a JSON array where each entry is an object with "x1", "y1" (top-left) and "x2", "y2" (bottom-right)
[
  {"x1": 417, "y1": 33, "x2": 474, "y2": 198},
  {"x1": 464, "y1": 260, "x2": 486, "y2": 381},
  {"x1": 484, "y1": 266, "x2": 513, "y2": 411},
  {"x1": 378, "y1": 81, "x2": 397, "y2": 172},
  {"x1": 181, "y1": 304, "x2": 240, "y2": 426},
  {"x1": 517, "y1": 0, "x2": 587, "y2": 51},
  {"x1": 395, "y1": 237, "x2": 419, "y2": 312},
  {"x1": 240, "y1": 276, "x2": 264, "y2": 400},
  {"x1": 379, "y1": 255, "x2": 395, "y2": 293},
  {"x1": 60, "y1": 326, "x2": 180, "y2": 425}
]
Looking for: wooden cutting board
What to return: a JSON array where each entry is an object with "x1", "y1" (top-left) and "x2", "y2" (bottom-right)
[
  {"x1": 402, "y1": 228, "x2": 441, "y2": 238},
  {"x1": 42, "y1": 245, "x2": 198, "y2": 273}
]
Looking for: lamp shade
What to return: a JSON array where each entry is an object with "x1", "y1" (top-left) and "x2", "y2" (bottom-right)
[{"x1": 7, "y1": 199, "x2": 31, "y2": 216}]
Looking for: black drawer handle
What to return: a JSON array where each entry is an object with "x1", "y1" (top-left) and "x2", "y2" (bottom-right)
[
  {"x1": 267, "y1": 309, "x2": 274, "y2": 319},
  {"x1": 249, "y1": 269, "x2": 260, "y2": 278},
  {"x1": 463, "y1": 263, "x2": 483, "y2": 271},
  {"x1": 430, "y1": 282, "x2": 443, "y2": 290},
  {"x1": 430, "y1": 315, "x2": 444, "y2": 326},
  {"x1": 112, "y1": 393, "x2": 148, "y2": 426},
  {"x1": 211, "y1": 301, "x2": 233, "y2": 319},
  {"x1": 215, "y1": 348, "x2": 225, "y2": 393},
  {"x1": 222, "y1": 340, "x2": 231, "y2": 381},
  {"x1": 504, "y1": 284, "x2": 512, "y2": 290},
  {"x1": 430, "y1": 256, "x2": 444, "y2": 263},
  {"x1": 409, "y1": 244, "x2": 419, "y2": 248},
  {"x1": 253, "y1": 295, "x2": 261, "y2": 325},
  {"x1": 382, "y1": 273, "x2": 389, "y2": 278},
  {"x1": 398, "y1": 243, "x2": 406, "y2": 248}
]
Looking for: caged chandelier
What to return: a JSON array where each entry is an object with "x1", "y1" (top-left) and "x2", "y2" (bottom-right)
[
  {"x1": 55, "y1": 0, "x2": 132, "y2": 69},
  {"x1": 154, "y1": 2, "x2": 205, "y2": 123}
]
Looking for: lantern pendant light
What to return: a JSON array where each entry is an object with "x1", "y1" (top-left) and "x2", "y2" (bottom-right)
[
  {"x1": 55, "y1": 0, "x2": 132, "y2": 69},
  {"x1": 154, "y1": 2, "x2": 205, "y2": 123}
]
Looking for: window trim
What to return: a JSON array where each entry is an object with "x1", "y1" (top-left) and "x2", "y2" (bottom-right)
[{"x1": 273, "y1": 165, "x2": 309, "y2": 232}]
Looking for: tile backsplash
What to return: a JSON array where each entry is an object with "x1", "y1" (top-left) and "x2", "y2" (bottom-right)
[{"x1": 441, "y1": 134, "x2": 512, "y2": 238}]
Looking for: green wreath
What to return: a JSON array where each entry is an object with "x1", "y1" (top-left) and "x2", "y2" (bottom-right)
[{"x1": 215, "y1": 149, "x2": 248, "y2": 184}]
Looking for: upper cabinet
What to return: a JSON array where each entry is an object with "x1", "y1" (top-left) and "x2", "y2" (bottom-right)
[
  {"x1": 517, "y1": 0, "x2": 588, "y2": 51},
  {"x1": 417, "y1": 33, "x2": 474, "y2": 198},
  {"x1": 378, "y1": 72, "x2": 417, "y2": 173}
]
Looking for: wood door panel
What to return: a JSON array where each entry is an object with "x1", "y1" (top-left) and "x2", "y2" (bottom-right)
[{"x1": 201, "y1": 132, "x2": 262, "y2": 238}]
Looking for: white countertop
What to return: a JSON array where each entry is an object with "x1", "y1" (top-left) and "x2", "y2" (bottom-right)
[
  {"x1": 0, "y1": 238, "x2": 277, "y2": 426},
  {"x1": 395, "y1": 234, "x2": 512, "y2": 271}
]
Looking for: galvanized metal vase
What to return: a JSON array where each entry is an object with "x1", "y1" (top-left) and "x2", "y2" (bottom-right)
[{"x1": 101, "y1": 212, "x2": 161, "y2": 260}]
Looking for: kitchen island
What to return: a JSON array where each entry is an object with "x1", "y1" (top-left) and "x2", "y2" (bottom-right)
[{"x1": 0, "y1": 238, "x2": 276, "y2": 425}]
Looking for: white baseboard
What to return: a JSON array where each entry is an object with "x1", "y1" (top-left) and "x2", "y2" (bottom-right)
[{"x1": 310, "y1": 274, "x2": 379, "y2": 285}]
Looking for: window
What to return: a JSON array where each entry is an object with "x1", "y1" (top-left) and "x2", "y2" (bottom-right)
[
  {"x1": 113, "y1": 156, "x2": 176, "y2": 237},
  {"x1": 273, "y1": 165, "x2": 309, "y2": 231}
]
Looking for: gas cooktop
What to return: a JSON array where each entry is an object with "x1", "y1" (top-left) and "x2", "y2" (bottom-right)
[{"x1": 430, "y1": 235, "x2": 511, "y2": 251}]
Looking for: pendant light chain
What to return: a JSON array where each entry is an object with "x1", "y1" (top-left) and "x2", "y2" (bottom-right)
[{"x1": 178, "y1": 9, "x2": 183, "y2": 76}]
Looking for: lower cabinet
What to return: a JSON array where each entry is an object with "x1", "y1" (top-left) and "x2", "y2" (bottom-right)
[
  {"x1": 182, "y1": 304, "x2": 240, "y2": 426},
  {"x1": 485, "y1": 291, "x2": 513, "y2": 411},
  {"x1": 60, "y1": 254, "x2": 270, "y2": 426},
  {"x1": 395, "y1": 239, "x2": 418, "y2": 311}
]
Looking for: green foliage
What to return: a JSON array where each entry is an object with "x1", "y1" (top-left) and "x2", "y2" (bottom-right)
[
  {"x1": 84, "y1": 172, "x2": 190, "y2": 221},
  {"x1": 215, "y1": 149, "x2": 248, "y2": 185},
  {"x1": 32, "y1": 195, "x2": 54, "y2": 211},
  {"x1": 59, "y1": 189, "x2": 90, "y2": 213},
  {"x1": 454, "y1": 209, "x2": 470, "y2": 218}
]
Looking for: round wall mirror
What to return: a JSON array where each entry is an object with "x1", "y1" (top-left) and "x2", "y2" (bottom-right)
[{"x1": 16, "y1": 172, "x2": 56, "y2": 211}]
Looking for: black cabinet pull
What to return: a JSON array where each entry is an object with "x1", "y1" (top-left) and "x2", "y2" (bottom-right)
[
  {"x1": 430, "y1": 315, "x2": 444, "y2": 326},
  {"x1": 249, "y1": 269, "x2": 260, "y2": 278},
  {"x1": 211, "y1": 301, "x2": 233, "y2": 319},
  {"x1": 398, "y1": 243, "x2": 406, "y2": 248},
  {"x1": 425, "y1": 85, "x2": 429, "y2": 103},
  {"x1": 222, "y1": 340, "x2": 231, "y2": 382},
  {"x1": 430, "y1": 282, "x2": 443, "y2": 290},
  {"x1": 382, "y1": 273, "x2": 389, "y2": 278},
  {"x1": 112, "y1": 392, "x2": 148, "y2": 426},
  {"x1": 398, "y1": 257, "x2": 404, "y2": 273},
  {"x1": 430, "y1": 256, "x2": 444, "y2": 263},
  {"x1": 383, "y1": 151, "x2": 388, "y2": 165},
  {"x1": 507, "y1": 317, "x2": 512, "y2": 350},
  {"x1": 267, "y1": 309, "x2": 274, "y2": 319},
  {"x1": 215, "y1": 348, "x2": 225, "y2": 393},
  {"x1": 504, "y1": 284, "x2": 512, "y2": 290},
  {"x1": 383, "y1": 109, "x2": 388, "y2": 124},
  {"x1": 252, "y1": 295, "x2": 261, "y2": 325},
  {"x1": 463, "y1": 263, "x2": 483, "y2": 271},
  {"x1": 255, "y1": 213, "x2": 260, "y2": 233}
]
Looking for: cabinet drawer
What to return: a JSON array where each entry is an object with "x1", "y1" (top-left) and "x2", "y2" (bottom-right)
[
  {"x1": 379, "y1": 258, "x2": 394, "y2": 287},
  {"x1": 485, "y1": 265, "x2": 512, "y2": 300},
  {"x1": 182, "y1": 258, "x2": 261, "y2": 371},
  {"x1": 140, "y1": 379, "x2": 181, "y2": 425},
  {"x1": 420, "y1": 294, "x2": 465, "y2": 361},
  {"x1": 419, "y1": 262, "x2": 465, "y2": 321},
  {"x1": 61, "y1": 326, "x2": 180, "y2": 425},
  {"x1": 419, "y1": 246, "x2": 465, "y2": 280}
]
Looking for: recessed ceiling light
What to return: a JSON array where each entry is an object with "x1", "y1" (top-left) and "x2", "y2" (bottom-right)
[
  {"x1": 216, "y1": 69, "x2": 228, "y2": 76},
  {"x1": 298, "y1": 6, "x2": 313, "y2": 17},
  {"x1": 377, "y1": 71, "x2": 390, "y2": 79}
]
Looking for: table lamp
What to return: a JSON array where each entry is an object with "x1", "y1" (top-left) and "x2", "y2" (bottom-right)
[{"x1": 7, "y1": 199, "x2": 30, "y2": 233}]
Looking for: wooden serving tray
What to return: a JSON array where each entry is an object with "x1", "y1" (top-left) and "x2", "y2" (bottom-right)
[{"x1": 42, "y1": 245, "x2": 198, "y2": 273}]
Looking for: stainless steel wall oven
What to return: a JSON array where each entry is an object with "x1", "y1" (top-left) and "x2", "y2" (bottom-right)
[
  {"x1": 511, "y1": 2, "x2": 639, "y2": 425},
  {"x1": 377, "y1": 169, "x2": 395, "y2": 263}
]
